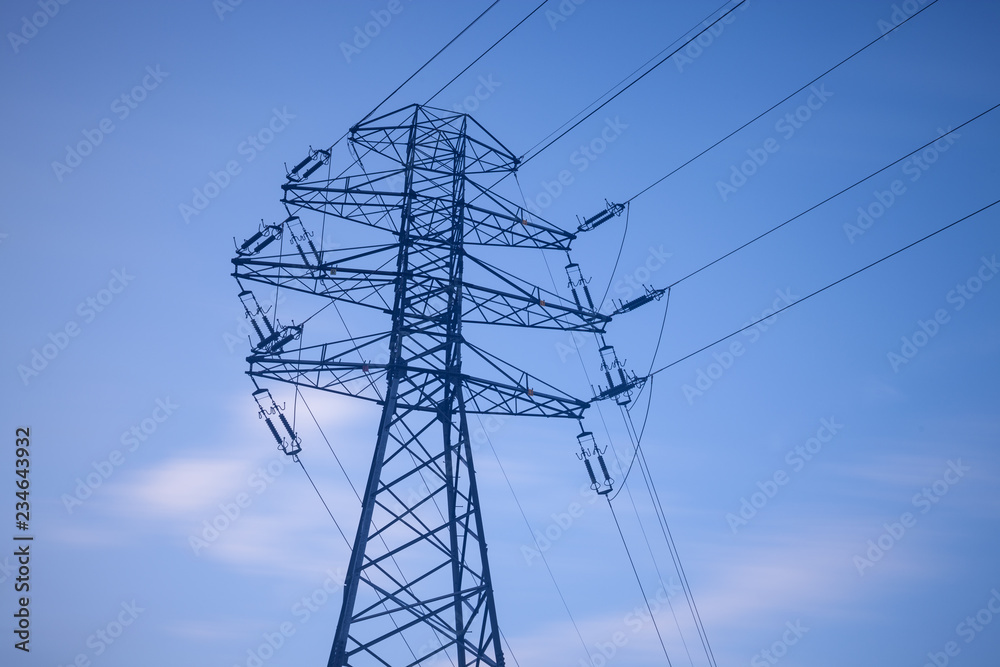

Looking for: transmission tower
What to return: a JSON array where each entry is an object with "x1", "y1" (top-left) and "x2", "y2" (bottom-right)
[{"x1": 232, "y1": 104, "x2": 644, "y2": 666}]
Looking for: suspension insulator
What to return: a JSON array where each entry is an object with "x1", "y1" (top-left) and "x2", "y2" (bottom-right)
[
  {"x1": 289, "y1": 154, "x2": 312, "y2": 175},
  {"x1": 295, "y1": 242, "x2": 311, "y2": 266},
  {"x1": 260, "y1": 313, "x2": 276, "y2": 335},
  {"x1": 300, "y1": 161, "x2": 323, "y2": 179},
  {"x1": 618, "y1": 368, "x2": 628, "y2": 385},
  {"x1": 577, "y1": 202, "x2": 625, "y2": 233},
  {"x1": 605, "y1": 370, "x2": 615, "y2": 389},
  {"x1": 597, "y1": 453, "x2": 613, "y2": 490},
  {"x1": 306, "y1": 237, "x2": 322, "y2": 265},
  {"x1": 582, "y1": 284, "x2": 595, "y2": 310},
  {"x1": 253, "y1": 233, "x2": 278, "y2": 254},
  {"x1": 239, "y1": 229, "x2": 264, "y2": 252},
  {"x1": 278, "y1": 412, "x2": 297, "y2": 441},
  {"x1": 264, "y1": 417, "x2": 282, "y2": 445},
  {"x1": 570, "y1": 287, "x2": 582, "y2": 310},
  {"x1": 272, "y1": 332, "x2": 296, "y2": 352},
  {"x1": 249, "y1": 318, "x2": 265, "y2": 344},
  {"x1": 584, "y1": 458, "x2": 599, "y2": 490}
]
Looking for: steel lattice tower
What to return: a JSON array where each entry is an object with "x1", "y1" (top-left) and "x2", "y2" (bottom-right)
[{"x1": 232, "y1": 105, "x2": 630, "y2": 666}]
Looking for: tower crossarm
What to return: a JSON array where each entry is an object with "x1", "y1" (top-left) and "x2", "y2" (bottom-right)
[
  {"x1": 281, "y1": 181, "x2": 574, "y2": 250},
  {"x1": 234, "y1": 257, "x2": 608, "y2": 331},
  {"x1": 247, "y1": 343, "x2": 588, "y2": 419}
]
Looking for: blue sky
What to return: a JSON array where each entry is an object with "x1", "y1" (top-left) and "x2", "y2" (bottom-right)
[{"x1": 2, "y1": 1, "x2": 999, "y2": 666}]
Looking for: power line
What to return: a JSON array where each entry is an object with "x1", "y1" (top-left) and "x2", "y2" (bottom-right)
[
  {"x1": 357, "y1": 0, "x2": 503, "y2": 126},
  {"x1": 662, "y1": 102, "x2": 999, "y2": 292},
  {"x1": 648, "y1": 197, "x2": 1000, "y2": 378},
  {"x1": 520, "y1": 0, "x2": 737, "y2": 161},
  {"x1": 625, "y1": 0, "x2": 942, "y2": 204},
  {"x1": 474, "y1": 414, "x2": 597, "y2": 666},
  {"x1": 520, "y1": 0, "x2": 749, "y2": 165},
  {"x1": 297, "y1": 457, "x2": 351, "y2": 547},
  {"x1": 425, "y1": 0, "x2": 550, "y2": 105},
  {"x1": 607, "y1": 497, "x2": 674, "y2": 667}
]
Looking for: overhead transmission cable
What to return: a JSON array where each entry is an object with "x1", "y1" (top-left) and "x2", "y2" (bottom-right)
[
  {"x1": 357, "y1": 0, "x2": 502, "y2": 126},
  {"x1": 521, "y1": 0, "x2": 736, "y2": 161},
  {"x1": 623, "y1": 0, "x2": 942, "y2": 204},
  {"x1": 425, "y1": 0, "x2": 550, "y2": 105},
  {"x1": 661, "y1": 102, "x2": 998, "y2": 293},
  {"x1": 519, "y1": 0, "x2": 749, "y2": 165},
  {"x1": 513, "y1": 180, "x2": 700, "y2": 666},
  {"x1": 473, "y1": 415, "x2": 598, "y2": 666},
  {"x1": 648, "y1": 197, "x2": 1000, "y2": 379},
  {"x1": 316, "y1": 0, "x2": 506, "y2": 156},
  {"x1": 607, "y1": 498, "x2": 675, "y2": 667}
]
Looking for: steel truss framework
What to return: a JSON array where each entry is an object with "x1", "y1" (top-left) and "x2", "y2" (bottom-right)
[{"x1": 232, "y1": 105, "x2": 637, "y2": 666}]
